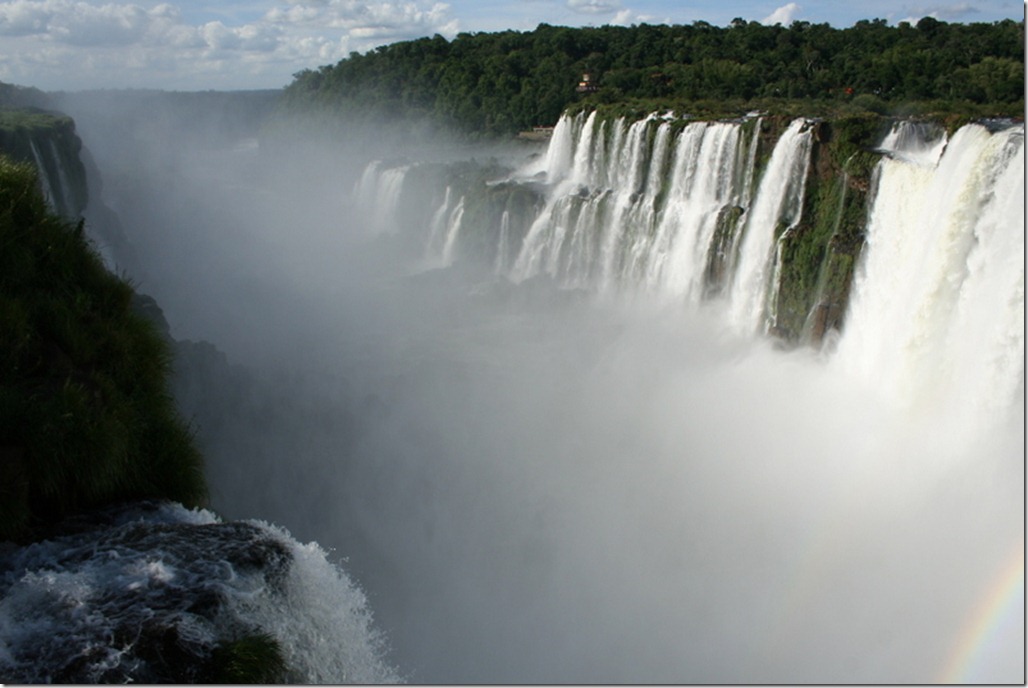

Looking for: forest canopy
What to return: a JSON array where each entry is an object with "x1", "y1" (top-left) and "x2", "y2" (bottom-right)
[{"x1": 282, "y1": 18, "x2": 1024, "y2": 136}]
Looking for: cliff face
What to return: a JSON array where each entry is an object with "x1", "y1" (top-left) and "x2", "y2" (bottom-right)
[
  {"x1": 0, "y1": 109, "x2": 89, "y2": 219},
  {"x1": 0, "y1": 107, "x2": 138, "y2": 273},
  {"x1": 0, "y1": 114, "x2": 398, "y2": 684},
  {"x1": 762, "y1": 115, "x2": 882, "y2": 344}
]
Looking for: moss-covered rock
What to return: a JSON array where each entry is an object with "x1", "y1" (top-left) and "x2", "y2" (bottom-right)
[{"x1": 769, "y1": 117, "x2": 879, "y2": 345}]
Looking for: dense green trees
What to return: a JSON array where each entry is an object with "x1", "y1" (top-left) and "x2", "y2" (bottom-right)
[{"x1": 282, "y1": 18, "x2": 1023, "y2": 136}]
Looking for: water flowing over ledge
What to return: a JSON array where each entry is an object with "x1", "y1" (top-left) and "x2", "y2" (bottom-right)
[
  {"x1": 0, "y1": 501, "x2": 400, "y2": 683},
  {"x1": 354, "y1": 110, "x2": 1024, "y2": 425},
  {"x1": 8, "y1": 100, "x2": 1020, "y2": 684}
]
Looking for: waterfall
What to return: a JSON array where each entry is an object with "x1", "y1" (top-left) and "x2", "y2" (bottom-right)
[
  {"x1": 509, "y1": 113, "x2": 765, "y2": 299},
  {"x1": 28, "y1": 140, "x2": 54, "y2": 203},
  {"x1": 876, "y1": 119, "x2": 948, "y2": 167},
  {"x1": 347, "y1": 112, "x2": 1022, "y2": 401},
  {"x1": 494, "y1": 210, "x2": 511, "y2": 274},
  {"x1": 0, "y1": 502, "x2": 399, "y2": 684},
  {"x1": 425, "y1": 185, "x2": 454, "y2": 260},
  {"x1": 335, "y1": 120, "x2": 1023, "y2": 680},
  {"x1": 354, "y1": 160, "x2": 411, "y2": 235},
  {"x1": 727, "y1": 118, "x2": 814, "y2": 334},
  {"x1": 439, "y1": 197, "x2": 465, "y2": 267},
  {"x1": 646, "y1": 121, "x2": 747, "y2": 299},
  {"x1": 56, "y1": 99, "x2": 1019, "y2": 685},
  {"x1": 25, "y1": 136, "x2": 81, "y2": 218},
  {"x1": 49, "y1": 139, "x2": 74, "y2": 216},
  {"x1": 835, "y1": 122, "x2": 1024, "y2": 422}
]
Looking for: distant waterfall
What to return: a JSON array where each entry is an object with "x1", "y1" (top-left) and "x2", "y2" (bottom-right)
[
  {"x1": 439, "y1": 197, "x2": 465, "y2": 266},
  {"x1": 28, "y1": 140, "x2": 57, "y2": 208},
  {"x1": 354, "y1": 160, "x2": 410, "y2": 235},
  {"x1": 27, "y1": 138, "x2": 81, "y2": 218},
  {"x1": 508, "y1": 111, "x2": 769, "y2": 303},
  {"x1": 350, "y1": 113, "x2": 1024, "y2": 400},
  {"x1": 494, "y1": 210, "x2": 511, "y2": 274}
]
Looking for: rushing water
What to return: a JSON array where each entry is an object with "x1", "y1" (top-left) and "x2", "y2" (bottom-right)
[
  {"x1": 0, "y1": 502, "x2": 399, "y2": 683},
  {"x1": 836, "y1": 122, "x2": 1025, "y2": 428},
  {"x1": 15, "y1": 103, "x2": 1022, "y2": 683},
  {"x1": 329, "y1": 114, "x2": 1026, "y2": 683}
]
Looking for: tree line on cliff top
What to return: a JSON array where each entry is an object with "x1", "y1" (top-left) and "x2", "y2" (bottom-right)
[{"x1": 282, "y1": 17, "x2": 1023, "y2": 136}]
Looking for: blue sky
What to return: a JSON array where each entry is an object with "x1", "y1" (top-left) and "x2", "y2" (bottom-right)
[{"x1": 0, "y1": 0, "x2": 1022, "y2": 92}]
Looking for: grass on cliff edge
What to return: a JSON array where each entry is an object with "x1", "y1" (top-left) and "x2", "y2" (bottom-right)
[{"x1": 0, "y1": 156, "x2": 207, "y2": 542}]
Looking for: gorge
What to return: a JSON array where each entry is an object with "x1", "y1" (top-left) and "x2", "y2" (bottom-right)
[{"x1": 1, "y1": 95, "x2": 1023, "y2": 683}]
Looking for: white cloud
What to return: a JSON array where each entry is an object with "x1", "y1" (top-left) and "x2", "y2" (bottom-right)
[
  {"x1": 611, "y1": 8, "x2": 631, "y2": 24},
  {"x1": 762, "y1": 2, "x2": 801, "y2": 25},
  {"x1": 609, "y1": 8, "x2": 662, "y2": 26},
  {"x1": 201, "y1": 21, "x2": 243, "y2": 50},
  {"x1": 52, "y1": 3, "x2": 152, "y2": 46},
  {"x1": 0, "y1": 0, "x2": 461, "y2": 90},
  {"x1": 897, "y1": 3, "x2": 981, "y2": 23},
  {"x1": 0, "y1": 0, "x2": 52, "y2": 36},
  {"x1": 567, "y1": 0, "x2": 620, "y2": 15}
]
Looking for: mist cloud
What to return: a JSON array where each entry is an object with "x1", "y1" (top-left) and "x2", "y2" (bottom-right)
[{"x1": 55, "y1": 93, "x2": 1023, "y2": 684}]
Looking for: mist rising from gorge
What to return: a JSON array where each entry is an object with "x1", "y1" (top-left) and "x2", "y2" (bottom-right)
[{"x1": 56, "y1": 93, "x2": 1024, "y2": 683}]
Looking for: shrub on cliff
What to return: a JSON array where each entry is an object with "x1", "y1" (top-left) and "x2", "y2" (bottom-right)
[{"x1": 0, "y1": 156, "x2": 207, "y2": 541}]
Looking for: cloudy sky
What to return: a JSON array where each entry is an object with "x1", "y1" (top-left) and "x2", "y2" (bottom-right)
[{"x1": 0, "y1": 0, "x2": 1022, "y2": 92}]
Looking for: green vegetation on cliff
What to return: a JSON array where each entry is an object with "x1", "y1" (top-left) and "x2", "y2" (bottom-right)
[
  {"x1": 0, "y1": 156, "x2": 207, "y2": 541},
  {"x1": 283, "y1": 17, "x2": 1023, "y2": 136}
]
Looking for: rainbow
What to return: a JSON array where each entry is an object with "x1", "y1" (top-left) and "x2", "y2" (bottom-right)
[{"x1": 939, "y1": 539, "x2": 1025, "y2": 683}]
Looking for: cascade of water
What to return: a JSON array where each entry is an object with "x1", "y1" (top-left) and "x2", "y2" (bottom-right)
[
  {"x1": 510, "y1": 112, "x2": 596, "y2": 281},
  {"x1": 29, "y1": 139, "x2": 57, "y2": 211},
  {"x1": 494, "y1": 210, "x2": 511, "y2": 274},
  {"x1": 877, "y1": 120, "x2": 948, "y2": 167},
  {"x1": 595, "y1": 114, "x2": 658, "y2": 290},
  {"x1": 354, "y1": 160, "x2": 411, "y2": 235},
  {"x1": 620, "y1": 119, "x2": 672, "y2": 284},
  {"x1": 562, "y1": 196, "x2": 603, "y2": 288},
  {"x1": 943, "y1": 127, "x2": 1025, "y2": 417},
  {"x1": 49, "y1": 139, "x2": 73, "y2": 215},
  {"x1": 425, "y1": 185, "x2": 454, "y2": 260},
  {"x1": 589, "y1": 118, "x2": 609, "y2": 188},
  {"x1": 439, "y1": 197, "x2": 465, "y2": 267},
  {"x1": 569, "y1": 111, "x2": 599, "y2": 187},
  {"x1": 538, "y1": 111, "x2": 579, "y2": 182},
  {"x1": 510, "y1": 113, "x2": 758, "y2": 299},
  {"x1": 601, "y1": 117, "x2": 626, "y2": 191},
  {"x1": 649, "y1": 122, "x2": 745, "y2": 300},
  {"x1": 0, "y1": 503, "x2": 398, "y2": 684},
  {"x1": 835, "y1": 123, "x2": 1025, "y2": 422},
  {"x1": 642, "y1": 123, "x2": 708, "y2": 285},
  {"x1": 644, "y1": 121, "x2": 672, "y2": 198},
  {"x1": 727, "y1": 119, "x2": 814, "y2": 335},
  {"x1": 738, "y1": 117, "x2": 762, "y2": 210},
  {"x1": 368, "y1": 111, "x2": 1020, "y2": 410}
]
